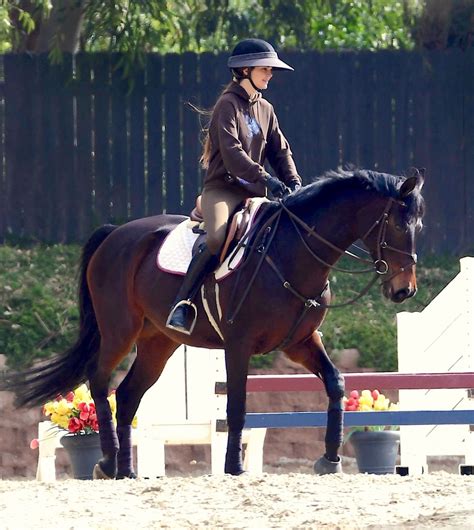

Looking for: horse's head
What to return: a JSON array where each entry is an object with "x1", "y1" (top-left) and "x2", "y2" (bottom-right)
[{"x1": 362, "y1": 168, "x2": 425, "y2": 304}]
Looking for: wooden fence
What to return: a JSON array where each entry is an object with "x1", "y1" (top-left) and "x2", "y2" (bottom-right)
[{"x1": 0, "y1": 49, "x2": 473, "y2": 254}]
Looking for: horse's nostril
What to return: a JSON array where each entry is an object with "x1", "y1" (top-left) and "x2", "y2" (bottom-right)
[{"x1": 393, "y1": 288, "x2": 410, "y2": 302}]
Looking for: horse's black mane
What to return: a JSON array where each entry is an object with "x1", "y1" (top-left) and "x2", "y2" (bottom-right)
[{"x1": 282, "y1": 167, "x2": 425, "y2": 224}]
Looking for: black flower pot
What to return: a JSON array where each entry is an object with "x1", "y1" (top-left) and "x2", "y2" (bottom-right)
[
  {"x1": 60, "y1": 433, "x2": 102, "y2": 480},
  {"x1": 349, "y1": 430, "x2": 400, "y2": 474}
]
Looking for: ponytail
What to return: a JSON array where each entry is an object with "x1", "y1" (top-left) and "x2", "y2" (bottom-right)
[{"x1": 194, "y1": 80, "x2": 240, "y2": 169}]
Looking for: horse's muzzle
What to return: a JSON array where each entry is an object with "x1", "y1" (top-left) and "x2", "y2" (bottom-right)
[{"x1": 384, "y1": 284, "x2": 417, "y2": 303}]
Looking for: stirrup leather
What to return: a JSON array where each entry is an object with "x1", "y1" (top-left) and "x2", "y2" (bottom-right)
[{"x1": 165, "y1": 299, "x2": 198, "y2": 335}]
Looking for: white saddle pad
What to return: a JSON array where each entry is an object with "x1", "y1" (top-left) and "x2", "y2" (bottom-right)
[{"x1": 157, "y1": 197, "x2": 268, "y2": 282}]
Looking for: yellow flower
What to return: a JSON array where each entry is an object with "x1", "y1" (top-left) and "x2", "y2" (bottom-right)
[
  {"x1": 43, "y1": 401, "x2": 55, "y2": 416},
  {"x1": 359, "y1": 394, "x2": 373, "y2": 407},
  {"x1": 55, "y1": 399, "x2": 72, "y2": 416},
  {"x1": 72, "y1": 384, "x2": 92, "y2": 406},
  {"x1": 107, "y1": 393, "x2": 117, "y2": 413},
  {"x1": 50, "y1": 412, "x2": 69, "y2": 429}
]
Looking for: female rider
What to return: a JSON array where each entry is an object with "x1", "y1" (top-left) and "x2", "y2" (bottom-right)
[{"x1": 166, "y1": 38, "x2": 302, "y2": 334}]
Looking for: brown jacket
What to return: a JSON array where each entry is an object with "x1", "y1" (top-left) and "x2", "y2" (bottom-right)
[{"x1": 203, "y1": 82, "x2": 301, "y2": 197}]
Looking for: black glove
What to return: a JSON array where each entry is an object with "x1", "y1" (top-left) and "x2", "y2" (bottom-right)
[
  {"x1": 264, "y1": 174, "x2": 287, "y2": 198},
  {"x1": 289, "y1": 181, "x2": 302, "y2": 192}
]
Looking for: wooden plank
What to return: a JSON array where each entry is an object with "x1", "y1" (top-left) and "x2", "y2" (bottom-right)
[
  {"x1": 277, "y1": 51, "x2": 307, "y2": 177},
  {"x1": 129, "y1": 66, "x2": 146, "y2": 219},
  {"x1": 346, "y1": 53, "x2": 362, "y2": 168},
  {"x1": 392, "y1": 51, "x2": 412, "y2": 174},
  {"x1": 426, "y1": 51, "x2": 464, "y2": 255},
  {"x1": 245, "y1": 372, "x2": 474, "y2": 392},
  {"x1": 109, "y1": 54, "x2": 128, "y2": 224},
  {"x1": 75, "y1": 53, "x2": 94, "y2": 240},
  {"x1": 17, "y1": 55, "x2": 36, "y2": 239},
  {"x1": 464, "y1": 48, "x2": 474, "y2": 252},
  {"x1": 37, "y1": 54, "x2": 58, "y2": 242},
  {"x1": 29, "y1": 56, "x2": 45, "y2": 241},
  {"x1": 374, "y1": 51, "x2": 394, "y2": 172},
  {"x1": 321, "y1": 52, "x2": 344, "y2": 173},
  {"x1": 0, "y1": 58, "x2": 5, "y2": 241},
  {"x1": 245, "y1": 409, "x2": 474, "y2": 429},
  {"x1": 411, "y1": 52, "x2": 434, "y2": 254},
  {"x1": 181, "y1": 52, "x2": 201, "y2": 214},
  {"x1": 357, "y1": 52, "x2": 376, "y2": 169},
  {"x1": 3, "y1": 54, "x2": 24, "y2": 238},
  {"x1": 439, "y1": 50, "x2": 464, "y2": 254},
  {"x1": 45, "y1": 61, "x2": 66, "y2": 242},
  {"x1": 55, "y1": 55, "x2": 75, "y2": 242},
  {"x1": 163, "y1": 53, "x2": 181, "y2": 213},
  {"x1": 304, "y1": 51, "x2": 323, "y2": 180},
  {"x1": 146, "y1": 54, "x2": 163, "y2": 215},
  {"x1": 337, "y1": 52, "x2": 356, "y2": 172},
  {"x1": 92, "y1": 53, "x2": 111, "y2": 224}
]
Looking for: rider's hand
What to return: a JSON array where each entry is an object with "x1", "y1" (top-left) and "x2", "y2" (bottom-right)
[
  {"x1": 289, "y1": 181, "x2": 302, "y2": 193},
  {"x1": 264, "y1": 174, "x2": 287, "y2": 198}
]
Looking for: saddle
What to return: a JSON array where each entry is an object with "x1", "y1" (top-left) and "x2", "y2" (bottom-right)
[
  {"x1": 157, "y1": 196, "x2": 268, "y2": 278},
  {"x1": 189, "y1": 195, "x2": 255, "y2": 263}
]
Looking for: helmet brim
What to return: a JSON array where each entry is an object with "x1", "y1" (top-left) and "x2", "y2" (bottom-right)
[{"x1": 228, "y1": 56, "x2": 294, "y2": 71}]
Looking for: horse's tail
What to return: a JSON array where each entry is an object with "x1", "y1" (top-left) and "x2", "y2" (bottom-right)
[{"x1": 1, "y1": 224, "x2": 118, "y2": 407}]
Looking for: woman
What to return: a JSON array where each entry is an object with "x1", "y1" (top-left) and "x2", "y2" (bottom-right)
[{"x1": 166, "y1": 38, "x2": 302, "y2": 334}]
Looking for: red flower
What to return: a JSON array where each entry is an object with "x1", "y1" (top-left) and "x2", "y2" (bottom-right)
[
  {"x1": 30, "y1": 438, "x2": 39, "y2": 450},
  {"x1": 65, "y1": 391, "x2": 75, "y2": 402},
  {"x1": 68, "y1": 417, "x2": 84, "y2": 433},
  {"x1": 78, "y1": 402, "x2": 91, "y2": 421}
]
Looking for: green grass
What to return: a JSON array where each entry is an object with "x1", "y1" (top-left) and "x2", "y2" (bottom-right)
[
  {"x1": 0, "y1": 244, "x2": 461, "y2": 371},
  {"x1": 319, "y1": 254, "x2": 460, "y2": 371},
  {"x1": 0, "y1": 245, "x2": 81, "y2": 368}
]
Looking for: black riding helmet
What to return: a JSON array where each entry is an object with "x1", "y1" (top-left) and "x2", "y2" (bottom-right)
[{"x1": 228, "y1": 38, "x2": 293, "y2": 90}]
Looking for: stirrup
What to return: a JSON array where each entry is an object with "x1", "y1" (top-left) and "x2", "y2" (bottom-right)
[{"x1": 165, "y1": 300, "x2": 198, "y2": 335}]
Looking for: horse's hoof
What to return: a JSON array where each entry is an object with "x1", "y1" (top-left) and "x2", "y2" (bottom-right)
[
  {"x1": 93, "y1": 463, "x2": 115, "y2": 480},
  {"x1": 224, "y1": 467, "x2": 246, "y2": 476},
  {"x1": 313, "y1": 455, "x2": 342, "y2": 475},
  {"x1": 116, "y1": 471, "x2": 137, "y2": 480}
]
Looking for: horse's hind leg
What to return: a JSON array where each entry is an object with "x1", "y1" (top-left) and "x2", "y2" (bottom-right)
[
  {"x1": 284, "y1": 331, "x2": 344, "y2": 474},
  {"x1": 114, "y1": 332, "x2": 180, "y2": 479},
  {"x1": 88, "y1": 313, "x2": 143, "y2": 479}
]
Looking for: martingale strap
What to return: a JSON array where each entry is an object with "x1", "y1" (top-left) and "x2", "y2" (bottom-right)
[
  {"x1": 225, "y1": 207, "x2": 284, "y2": 324},
  {"x1": 264, "y1": 254, "x2": 379, "y2": 350}
]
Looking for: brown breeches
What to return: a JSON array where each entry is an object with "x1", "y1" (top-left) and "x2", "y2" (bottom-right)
[{"x1": 201, "y1": 187, "x2": 249, "y2": 255}]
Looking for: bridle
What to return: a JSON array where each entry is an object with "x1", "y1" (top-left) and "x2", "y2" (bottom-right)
[{"x1": 225, "y1": 195, "x2": 418, "y2": 348}]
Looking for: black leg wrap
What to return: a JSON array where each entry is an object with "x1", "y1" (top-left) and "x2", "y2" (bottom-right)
[
  {"x1": 95, "y1": 405, "x2": 119, "y2": 478},
  {"x1": 224, "y1": 431, "x2": 245, "y2": 475},
  {"x1": 325, "y1": 400, "x2": 344, "y2": 462},
  {"x1": 116, "y1": 425, "x2": 135, "y2": 479}
]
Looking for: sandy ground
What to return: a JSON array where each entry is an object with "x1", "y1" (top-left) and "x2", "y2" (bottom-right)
[{"x1": 0, "y1": 471, "x2": 473, "y2": 529}]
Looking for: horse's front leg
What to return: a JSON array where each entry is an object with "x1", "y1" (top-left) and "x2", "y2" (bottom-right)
[
  {"x1": 224, "y1": 345, "x2": 250, "y2": 475},
  {"x1": 284, "y1": 331, "x2": 344, "y2": 474}
]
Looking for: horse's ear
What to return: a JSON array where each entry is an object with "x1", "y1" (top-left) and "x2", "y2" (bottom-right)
[{"x1": 400, "y1": 168, "x2": 424, "y2": 198}]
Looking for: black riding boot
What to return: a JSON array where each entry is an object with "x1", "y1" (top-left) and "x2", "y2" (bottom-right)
[{"x1": 166, "y1": 243, "x2": 219, "y2": 334}]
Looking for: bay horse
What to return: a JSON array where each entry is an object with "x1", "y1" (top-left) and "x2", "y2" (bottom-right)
[{"x1": 3, "y1": 167, "x2": 425, "y2": 478}]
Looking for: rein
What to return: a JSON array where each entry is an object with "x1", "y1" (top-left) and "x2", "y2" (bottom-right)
[{"x1": 224, "y1": 196, "x2": 417, "y2": 349}]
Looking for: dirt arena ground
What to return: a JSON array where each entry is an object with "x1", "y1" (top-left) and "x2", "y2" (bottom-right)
[{"x1": 1, "y1": 471, "x2": 473, "y2": 529}]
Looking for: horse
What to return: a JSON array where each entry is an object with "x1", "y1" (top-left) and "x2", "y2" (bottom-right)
[{"x1": 2, "y1": 167, "x2": 425, "y2": 478}]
